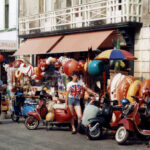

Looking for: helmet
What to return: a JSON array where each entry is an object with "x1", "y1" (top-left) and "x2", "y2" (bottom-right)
[{"x1": 121, "y1": 98, "x2": 130, "y2": 105}]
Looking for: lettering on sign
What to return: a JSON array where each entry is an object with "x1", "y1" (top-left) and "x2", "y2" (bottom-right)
[{"x1": 0, "y1": 41, "x2": 17, "y2": 50}]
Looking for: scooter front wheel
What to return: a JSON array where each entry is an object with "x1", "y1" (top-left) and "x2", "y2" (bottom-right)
[
  {"x1": 86, "y1": 122, "x2": 102, "y2": 140},
  {"x1": 115, "y1": 126, "x2": 129, "y2": 145},
  {"x1": 25, "y1": 116, "x2": 39, "y2": 130}
]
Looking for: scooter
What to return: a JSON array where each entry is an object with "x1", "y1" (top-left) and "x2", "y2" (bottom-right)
[
  {"x1": 25, "y1": 98, "x2": 77, "y2": 130},
  {"x1": 115, "y1": 93, "x2": 150, "y2": 145},
  {"x1": 11, "y1": 93, "x2": 37, "y2": 122},
  {"x1": 85, "y1": 97, "x2": 122, "y2": 140}
]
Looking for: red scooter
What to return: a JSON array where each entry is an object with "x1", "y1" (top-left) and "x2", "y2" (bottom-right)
[
  {"x1": 25, "y1": 98, "x2": 76, "y2": 130},
  {"x1": 115, "y1": 93, "x2": 150, "y2": 145}
]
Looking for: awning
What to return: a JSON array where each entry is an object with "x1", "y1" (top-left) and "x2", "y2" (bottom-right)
[
  {"x1": 50, "y1": 30, "x2": 116, "y2": 54},
  {"x1": 14, "y1": 35, "x2": 63, "y2": 56}
]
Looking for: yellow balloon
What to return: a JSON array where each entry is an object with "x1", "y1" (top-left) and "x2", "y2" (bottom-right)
[
  {"x1": 84, "y1": 91, "x2": 89, "y2": 100},
  {"x1": 84, "y1": 60, "x2": 92, "y2": 72},
  {"x1": 120, "y1": 61, "x2": 125, "y2": 68},
  {"x1": 46, "y1": 112, "x2": 55, "y2": 121},
  {"x1": 57, "y1": 100, "x2": 61, "y2": 104},
  {"x1": 46, "y1": 89, "x2": 50, "y2": 93},
  {"x1": 43, "y1": 87, "x2": 47, "y2": 91}
]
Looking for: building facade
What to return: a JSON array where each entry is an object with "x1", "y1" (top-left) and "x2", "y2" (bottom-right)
[
  {"x1": 0, "y1": 0, "x2": 18, "y2": 82},
  {"x1": 134, "y1": 0, "x2": 150, "y2": 80},
  {"x1": 17, "y1": 0, "x2": 150, "y2": 80}
]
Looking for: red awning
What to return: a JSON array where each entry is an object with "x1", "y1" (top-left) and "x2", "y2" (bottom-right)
[
  {"x1": 50, "y1": 30, "x2": 116, "y2": 54},
  {"x1": 14, "y1": 35, "x2": 63, "y2": 55}
]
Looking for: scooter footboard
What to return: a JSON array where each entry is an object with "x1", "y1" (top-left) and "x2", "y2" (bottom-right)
[
  {"x1": 119, "y1": 118, "x2": 135, "y2": 132},
  {"x1": 88, "y1": 117, "x2": 105, "y2": 124}
]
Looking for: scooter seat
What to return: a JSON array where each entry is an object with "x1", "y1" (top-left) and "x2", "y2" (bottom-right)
[{"x1": 53, "y1": 103, "x2": 66, "y2": 109}]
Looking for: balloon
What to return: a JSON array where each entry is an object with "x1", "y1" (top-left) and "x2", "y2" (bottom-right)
[
  {"x1": 0, "y1": 54, "x2": 4, "y2": 63},
  {"x1": 12, "y1": 60, "x2": 23, "y2": 68},
  {"x1": 35, "y1": 67, "x2": 42, "y2": 76},
  {"x1": 46, "y1": 112, "x2": 55, "y2": 121},
  {"x1": 84, "y1": 60, "x2": 92, "y2": 72},
  {"x1": 55, "y1": 61, "x2": 62, "y2": 68},
  {"x1": 88, "y1": 60, "x2": 105, "y2": 76},
  {"x1": 51, "y1": 58, "x2": 57, "y2": 64},
  {"x1": 38, "y1": 59, "x2": 47, "y2": 71},
  {"x1": 139, "y1": 79, "x2": 150, "y2": 97},
  {"x1": 78, "y1": 60, "x2": 86, "y2": 71},
  {"x1": 64, "y1": 59, "x2": 79, "y2": 76}
]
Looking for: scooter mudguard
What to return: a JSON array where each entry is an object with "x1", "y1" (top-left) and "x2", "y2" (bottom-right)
[
  {"x1": 119, "y1": 118, "x2": 135, "y2": 132},
  {"x1": 22, "y1": 105, "x2": 36, "y2": 116},
  {"x1": 88, "y1": 117, "x2": 105, "y2": 125},
  {"x1": 26, "y1": 112, "x2": 41, "y2": 121}
]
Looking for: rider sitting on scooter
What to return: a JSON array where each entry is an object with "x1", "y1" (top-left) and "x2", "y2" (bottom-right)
[{"x1": 65, "y1": 71, "x2": 97, "y2": 134}]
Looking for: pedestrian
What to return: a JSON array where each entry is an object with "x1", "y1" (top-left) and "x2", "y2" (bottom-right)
[{"x1": 65, "y1": 71, "x2": 97, "y2": 134}]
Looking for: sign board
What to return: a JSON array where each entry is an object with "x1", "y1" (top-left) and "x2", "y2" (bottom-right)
[{"x1": 0, "y1": 40, "x2": 17, "y2": 50}]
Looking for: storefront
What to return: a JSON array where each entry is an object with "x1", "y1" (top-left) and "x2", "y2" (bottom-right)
[{"x1": 0, "y1": 40, "x2": 16, "y2": 83}]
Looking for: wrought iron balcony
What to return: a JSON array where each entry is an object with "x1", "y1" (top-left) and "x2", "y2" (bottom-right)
[{"x1": 19, "y1": 0, "x2": 142, "y2": 35}]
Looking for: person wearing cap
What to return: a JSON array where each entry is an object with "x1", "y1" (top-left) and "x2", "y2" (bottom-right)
[{"x1": 65, "y1": 71, "x2": 97, "y2": 134}]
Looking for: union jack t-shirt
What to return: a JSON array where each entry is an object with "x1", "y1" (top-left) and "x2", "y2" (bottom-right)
[{"x1": 67, "y1": 81, "x2": 85, "y2": 99}]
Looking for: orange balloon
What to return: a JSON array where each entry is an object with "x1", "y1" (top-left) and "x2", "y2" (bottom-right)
[
  {"x1": 78, "y1": 60, "x2": 86, "y2": 71},
  {"x1": 51, "y1": 58, "x2": 57, "y2": 64},
  {"x1": 117, "y1": 76, "x2": 136, "y2": 104},
  {"x1": 139, "y1": 79, "x2": 150, "y2": 97}
]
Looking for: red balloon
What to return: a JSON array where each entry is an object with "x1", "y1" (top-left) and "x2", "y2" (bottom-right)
[
  {"x1": 55, "y1": 61, "x2": 62, "y2": 68},
  {"x1": 64, "y1": 59, "x2": 79, "y2": 76},
  {"x1": 78, "y1": 60, "x2": 86, "y2": 71},
  {"x1": 12, "y1": 60, "x2": 23, "y2": 68},
  {"x1": 0, "y1": 55, "x2": 4, "y2": 63},
  {"x1": 38, "y1": 59, "x2": 47, "y2": 70}
]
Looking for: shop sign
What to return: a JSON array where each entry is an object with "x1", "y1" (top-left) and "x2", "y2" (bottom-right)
[{"x1": 0, "y1": 40, "x2": 17, "y2": 50}]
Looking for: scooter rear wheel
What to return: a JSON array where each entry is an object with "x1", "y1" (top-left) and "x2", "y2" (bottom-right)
[
  {"x1": 115, "y1": 126, "x2": 129, "y2": 145},
  {"x1": 25, "y1": 116, "x2": 39, "y2": 130},
  {"x1": 86, "y1": 122, "x2": 102, "y2": 140}
]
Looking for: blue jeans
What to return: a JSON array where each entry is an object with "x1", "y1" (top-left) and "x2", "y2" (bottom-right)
[{"x1": 68, "y1": 97, "x2": 80, "y2": 106}]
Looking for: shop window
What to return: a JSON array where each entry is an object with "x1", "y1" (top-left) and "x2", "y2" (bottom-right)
[{"x1": 5, "y1": 0, "x2": 9, "y2": 29}]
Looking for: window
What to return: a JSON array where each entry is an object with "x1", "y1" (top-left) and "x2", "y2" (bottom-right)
[
  {"x1": 67, "y1": 0, "x2": 72, "y2": 7},
  {"x1": 5, "y1": 0, "x2": 9, "y2": 29}
]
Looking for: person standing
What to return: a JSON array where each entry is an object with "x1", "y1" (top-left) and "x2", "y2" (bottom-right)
[{"x1": 65, "y1": 71, "x2": 97, "y2": 134}]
